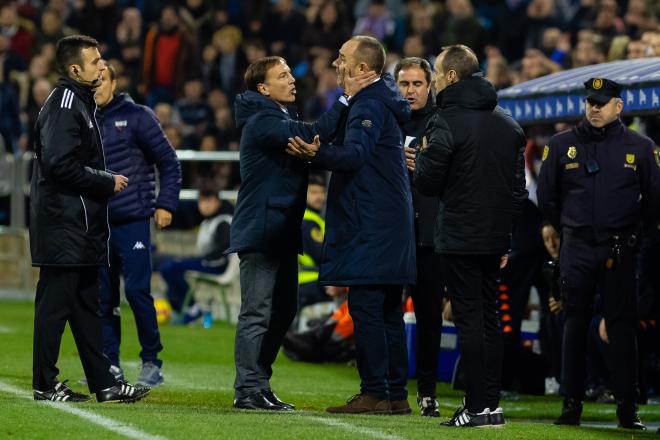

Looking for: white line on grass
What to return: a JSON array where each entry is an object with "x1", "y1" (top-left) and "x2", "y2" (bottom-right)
[
  {"x1": 0, "y1": 380, "x2": 168, "y2": 440},
  {"x1": 0, "y1": 325, "x2": 14, "y2": 333},
  {"x1": 303, "y1": 415, "x2": 406, "y2": 440}
]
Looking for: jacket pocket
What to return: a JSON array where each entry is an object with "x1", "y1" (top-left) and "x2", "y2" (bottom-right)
[{"x1": 264, "y1": 195, "x2": 298, "y2": 243}]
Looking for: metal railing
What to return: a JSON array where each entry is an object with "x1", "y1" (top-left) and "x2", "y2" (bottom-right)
[{"x1": 2, "y1": 149, "x2": 240, "y2": 228}]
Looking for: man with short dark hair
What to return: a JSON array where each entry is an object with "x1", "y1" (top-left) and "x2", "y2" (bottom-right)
[
  {"x1": 229, "y1": 55, "x2": 375, "y2": 411},
  {"x1": 414, "y1": 44, "x2": 527, "y2": 427},
  {"x1": 30, "y1": 35, "x2": 149, "y2": 403},
  {"x1": 395, "y1": 56, "x2": 444, "y2": 418},
  {"x1": 539, "y1": 77, "x2": 660, "y2": 430},
  {"x1": 95, "y1": 64, "x2": 181, "y2": 387},
  {"x1": 287, "y1": 35, "x2": 415, "y2": 415}
]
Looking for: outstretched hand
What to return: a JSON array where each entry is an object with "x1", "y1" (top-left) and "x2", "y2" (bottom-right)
[{"x1": 287, "y1": 135, "x2": 320, "y2": 160}]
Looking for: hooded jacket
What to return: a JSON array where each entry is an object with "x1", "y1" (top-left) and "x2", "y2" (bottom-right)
[
  {"x1": 96, "y1": 93, "x2": 181, "y2": 225},
  {"x1": 30, "y1": 76, "x2": 116, "y2": 267},
  {"x1": 414, "y1": 74, "x2": 527, "y2": 255},
  {"x1": 227, "y1": 90, "x2": 346, "y2": 255},
  {"x1": 311, "y1": 74, "x2": 416, "y2": 285}
]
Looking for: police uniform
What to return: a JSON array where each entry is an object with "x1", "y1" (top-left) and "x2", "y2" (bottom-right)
[
  {"x1": 298, "y1": 207, "x2": 328, "y2": 308},
  {"x1": 538, "y1": 78, "x2": 660, "y2": 428}
]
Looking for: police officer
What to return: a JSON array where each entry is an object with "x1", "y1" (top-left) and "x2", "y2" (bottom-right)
[
  {"x1": 538, "y1": 77, "x2": 660, "y2": 429},
  {"x1": 395, "y1": 57, "x2": 443, "y2": 417}
]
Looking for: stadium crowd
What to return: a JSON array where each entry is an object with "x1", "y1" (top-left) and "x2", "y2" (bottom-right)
[{"x1": 1, "y1": 0, "x2": 660, "y2": 192}]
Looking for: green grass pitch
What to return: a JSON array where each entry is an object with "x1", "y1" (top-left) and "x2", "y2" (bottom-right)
[{"x1": 0, "y1": 299, "x2": 658, "y2": 439}]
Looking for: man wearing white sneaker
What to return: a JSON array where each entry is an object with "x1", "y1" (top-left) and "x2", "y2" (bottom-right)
[{"x1": 415, "y1": 44, "x2": 527, "y2": 427}]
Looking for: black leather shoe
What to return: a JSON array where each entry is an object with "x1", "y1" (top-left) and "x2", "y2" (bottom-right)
[
  {"x1": 617, "y1": 403, "x2": 646, "y2": 430},
  {"x1": 262, "y1": 389, "x2": 295, "y2": 410},
  {"x1": 233, "y1": 391, "x2": 288, "y2": 411},
  {"x1": 554, "y1": 398, "x2": 582, "y2": 425}
]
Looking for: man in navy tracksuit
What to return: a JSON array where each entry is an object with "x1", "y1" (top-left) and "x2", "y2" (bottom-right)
[
  {"x1": 288, "y1": 36, "x2": 416, "y2": 415},
  {"x1": 95, "y1": 64, "x2": 181, "y2": 387}
]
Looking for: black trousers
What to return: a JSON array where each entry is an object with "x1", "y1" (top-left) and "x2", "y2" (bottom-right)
[
  {"x1": 560, "y1": 228, "x2": 639, "y2": 403},
  {"x1": 33, "y1": 267, "x2": 116, "y2": 393},
  {"x1": 408, "y1": 246, "x2": 444, "y2": 397},
  {"x1": 440, "y1": 254, "x2": 503, "y2": 412},
  {"x1": 234, "y1": 252, "x2": 298, "y2": 398},
  {"x1": 499, "y1": 250, "x2": 550, "y2": 390},
  {"x1": 348, "y1": 285, "x2": 408, "y2": 401}
]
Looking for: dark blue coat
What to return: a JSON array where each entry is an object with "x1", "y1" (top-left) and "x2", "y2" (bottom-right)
[
  {"x1": 227, "y1": 91, "x2": 346, "y2": 255},
  {"x1": 312, "y1": 74, "x2": 416, "y2": 285},
  {"x1": 97, "y1": 93, "x2": 181, "y2": 225}
]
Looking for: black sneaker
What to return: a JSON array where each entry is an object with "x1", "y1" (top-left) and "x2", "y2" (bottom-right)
[
  {"x1": 440, "y1": 406, "x2": 490, "y2": 427},
  {"x1": 554, "y1": 398, "x2": 582, "y2": 425},
  {"x1": 488, "y1": 407, "x2": 505, "y2": 426},
  {"x1": 417, "y1": 395, "x2": 440, "y2": 417},
  {"x1": 34, "y1": 380, "x2": 91, "y2": 402},
  {"x1": 617, "y1": 403, "x2": 646, "y2": 430},
  {"x1": 96, "y1": 380, "x2": 150, "y2": 403}
]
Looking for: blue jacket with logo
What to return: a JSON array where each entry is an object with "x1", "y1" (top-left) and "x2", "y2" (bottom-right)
[
  {"x1": 97, "y1": 93, "x2": 181, "y2": 225},
  {"x1": 311, "y1": 74, "x2": 416, "y2": 285},
  {"x1": 227, "y1": 91, "x2": 346, "y2": 254}
]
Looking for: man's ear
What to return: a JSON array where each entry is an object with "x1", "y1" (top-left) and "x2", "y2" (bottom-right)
[{"x1": 257, "y1": 83, "x2": 269, "y2": 96}]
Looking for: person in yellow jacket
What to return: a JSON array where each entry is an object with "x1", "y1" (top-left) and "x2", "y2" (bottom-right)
[{"x1": 298, "y1": 174, "x2": 330, "y2": 308}]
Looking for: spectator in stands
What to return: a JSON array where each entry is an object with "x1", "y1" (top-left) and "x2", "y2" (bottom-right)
[
  {"x1": 95, "y1": 64, "x2": 182, "y2": 387},
  {"x1": 76, "y1": 0, "x2": 120, "y2": 55},
  {"x1": 205, "y1": 25, "x2": 247, "y2": 99},
  {"x1": 33, "y1": 8, "x2": 71, "y2": 55},
  {"x1": 263, "y1": 0, "x2": 306, "y2": 65},
  {"x1": 20, "y1": 77, "x2": 52, "y2": 152},
  {"x1": 142, "y1": 5, "x2": 197, "y2": 107},
  {"x1": 154, "y1": 102, "x2": 180, "y2": 128},
  {"x1": 302, "y1": 0, "x2": 351, "y2": 59},
  {"x1": 353, "y1": 0, "x2": 395, "y2": 43},
  {"x1": 439, "y1": 0, "x2": 488, "y2": 58},
  {"x1": 111, "y1": 7, "x2": 144, "y2": 81},
  {"x1": 159, "y1": 182, "x2": 233, "y2": 321},
  {"x1": 175, "y1": 78, "x2": 212, "y2": 146},
  {"x1": 0, "y1": 2, "x2": 33, "y2": 63}
]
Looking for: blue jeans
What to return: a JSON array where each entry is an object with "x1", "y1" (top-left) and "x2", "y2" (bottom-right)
[{"x1": 99, "y1": 219, "x2": 163, "y2": 368}]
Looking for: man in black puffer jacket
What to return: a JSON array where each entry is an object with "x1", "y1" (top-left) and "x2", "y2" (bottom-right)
[
  {"x1": 30, "y1": 35, "x2": 149, "y2": 404},
  {"x1": 95, "y1": 64, "x2": 181, "y2": 387},
  {"x1": 414, "y1": 44, "x2": 527, "y2": 427}
]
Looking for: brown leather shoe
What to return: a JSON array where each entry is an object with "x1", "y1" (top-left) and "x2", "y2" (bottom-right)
[
  {"x1": 390, "y1": 399, "x2": 412, "y2": 415},
  {"x1": 326, "y1": 394, "x2": 391, "y2": 414}
]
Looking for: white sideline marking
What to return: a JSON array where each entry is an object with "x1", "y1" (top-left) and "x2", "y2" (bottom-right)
[
  {"x1": 0, "y1": 326, "x2": 14, "y2": 333},
  {"x1": 303, "y1": 415, "x2": 405, "y2": 440},
  {"x1": 0, "y1": 380, "x2": 168, "y2": 440}
]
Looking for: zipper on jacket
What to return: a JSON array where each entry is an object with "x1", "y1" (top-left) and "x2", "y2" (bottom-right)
[{"x1": 80, "y1": 196, "x2": 89, "y2": 232}]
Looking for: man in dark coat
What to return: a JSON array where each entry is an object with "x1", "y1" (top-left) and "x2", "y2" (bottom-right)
[
  {"x1": 538, "y1": 77, "x2": 660, "y2": 430},
  {"x1": 396, "y1": 56, "x2": 444, "y2": 417},
  {"x1": 30, "y1": 35, "x2": 149, "y2": 403},
  {"x1": 414, "y1": 44, "x2": 527, "y2": 427},
  {"x1": 228, "y1": 55, "x2": 375, "y2": 411},
  {"x1": 287, "y1": 36, "x2": 415, "y2": 415},
  {"x1": 95, "y1": 64, "x2": 181, "y2": 387}
]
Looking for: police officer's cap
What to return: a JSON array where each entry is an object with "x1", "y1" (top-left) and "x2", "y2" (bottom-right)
[{"x1": 583, "y1": 77, "x2": 622, "y2": 105}]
